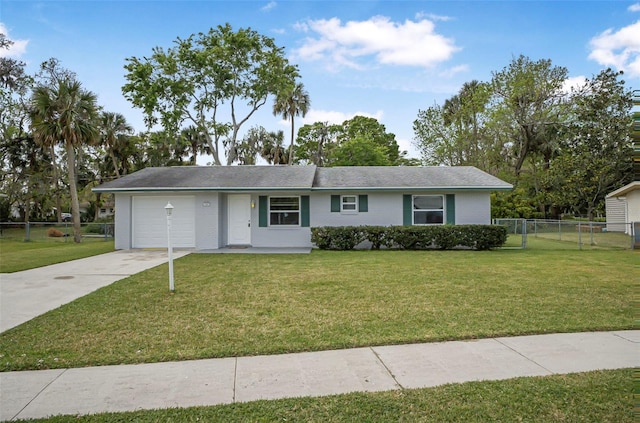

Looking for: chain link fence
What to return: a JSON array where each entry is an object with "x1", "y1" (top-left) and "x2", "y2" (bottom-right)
[
  {"x1": 0, "y1": 222, "x2": 114, "y2": 243},
  {"x1": 493, "y1": 219, "x2": 637, "y2": 250}
]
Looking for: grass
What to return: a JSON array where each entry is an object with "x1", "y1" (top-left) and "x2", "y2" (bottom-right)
[
  {"x1": 0, "y1": 247, "x2": 635, "y2": 371},
  {"x1": 16, "y1": 369, "x2": 635, "y2": 422},
  {"x1": 0, "y1": 238, "x2": 114, "y2": 273}
]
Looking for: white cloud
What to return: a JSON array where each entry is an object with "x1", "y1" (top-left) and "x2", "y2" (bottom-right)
[
  {"x1": 562, "y1": 76, "x2": 588, "y2": 93},
  {"x1": 293, "y1": 16, "x2": 460, "y2": 71},
  {"x1": 415, "y1": 12, "x2": 452, "y2": 22},
  {"x1": 302, "y1": 109, "x2": 384, "y2": 125},
  {"x1": 261, "y1": 1, "x2": 277, "y2": 12},
  {"x1": 438, "y1": 64, "x2": 469, "y2": 78},
  {"x1": 0, "y1": 23, "x2": 28, "y2": 58},
  {"x1": 588, "y1": 20, "x2": 640, "y2": 78},
  {"x1": 629, "y1": 3, "x2": 640, "y2": 12}
]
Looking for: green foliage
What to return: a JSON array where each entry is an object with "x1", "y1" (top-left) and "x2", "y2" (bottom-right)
[
  {"x1": 414, "y1": 56, "x2": 634, "y2": 219},
  {"x1": 273, "y1": 82, "x2": 310, "y2": 165},
  {"x1": 547, "y1": 69, "x2": 634, "y2": 219},
  {"x1": 311, "y1": 225, "x2": 507, "y2": 250},
  {"x1": 310, "y1": 226, "x2": 366, "y2": 250},
  {"x1": 331, "y1": 136, "x2": 392, "y2": 166},
  {"x1": 491, "y1": 189, "x2": 545, "y2": 219},
  {"x1": 122, "y1": 24, "x2": 299, "y2": 165},
  {"x1": 294, "y1": 116, "x2": 412, "y2": 166}
]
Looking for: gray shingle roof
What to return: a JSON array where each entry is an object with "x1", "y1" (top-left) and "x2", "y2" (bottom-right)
[
  {"x1": 93, "y1": 166, "x2": 318, "y2": 192},
  {"x1": 313, "y1": 166, "x2": 512, "y2": 190},
  {"x1": 93, "y1": 165, "x2": 512, "y2": 192}
]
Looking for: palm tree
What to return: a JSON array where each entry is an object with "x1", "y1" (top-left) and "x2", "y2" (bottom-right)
[
  {"x1": 260, "y1": 130, "x2": 287, "y2": 164},
  {"x1": 31, "y1": 78, "x2": 99, "y2": 243},
  {"x1": 180, "y1": 126, "x2": 208, "y2": 165},
  {"x1": 273, "y1": 82, "x2": 310, "y2": 165},
  {"x1": 100, "y1": 112, "x2": 133, "y2": 178}
]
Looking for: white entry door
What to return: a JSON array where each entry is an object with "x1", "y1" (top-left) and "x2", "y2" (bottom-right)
[{"x1": 228, "y1": 194, "x2": 251, "y2": 245}]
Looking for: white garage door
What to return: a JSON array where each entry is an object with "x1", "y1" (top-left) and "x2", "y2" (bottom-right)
[{"x1": 132, "y1": 196, "x2": 195, "y2": 248}]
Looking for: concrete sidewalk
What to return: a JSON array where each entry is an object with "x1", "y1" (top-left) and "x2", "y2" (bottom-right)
[
  {"x1": 0, "y1": 250, "x2": 190, "y2": 333},
  {"x1": 2, "y1": 330, "x2": 637, "y2": 421}
]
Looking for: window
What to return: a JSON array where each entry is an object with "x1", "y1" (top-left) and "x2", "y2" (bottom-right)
[
  {"x1": 269, "y1": 196, "x2": 300, "y2": 226},
  {"x1": 413, "y1": 195, "x2": 444, "y2": 225},
  {"x1": 341, "y1": 195, "x2": 357, "y2": 212}
]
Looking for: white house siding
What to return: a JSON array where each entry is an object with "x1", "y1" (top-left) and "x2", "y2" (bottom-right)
[
  {"x1": 114, "y1": 194, "x2": 132, "y2": 250},
  {"x1": 311, "y1": 191, "x2": 491, "y2": 227},
  {"x1": 249, "y1": 192, "x2": 313, "y2": 248},
  {"x1": 606, "y1": 197, "x2": 627, "y2": 232},
  {"x1": 454, "y1": 192, "x2": 492, "y2": 224},
  {"x1": 628, "y1": 189, "x2": 640, "y2": 225},
  {"x1": 194, "y1": 193, "x2": 219, "y2": 250},
  {"x1": 311, "y1": 192, "x2": 403, "y2": 227}
]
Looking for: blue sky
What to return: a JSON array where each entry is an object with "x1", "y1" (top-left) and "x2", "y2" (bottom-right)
[{"x1": 1, "y1": 1, "x2": 639, "y2": 161}]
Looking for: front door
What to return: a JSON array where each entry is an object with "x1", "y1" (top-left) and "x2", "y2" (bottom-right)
[{"x1": 228, "y1": 194, "x2": 251, "y2": 245}]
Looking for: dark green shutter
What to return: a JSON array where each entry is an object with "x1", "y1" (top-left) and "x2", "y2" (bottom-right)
[
  {"x1": 259, "y1": 196, "x2": 268, "y2": 227},
  {"x1": 331, "y1": 195, "x2": 340, "y2": 212},
  {"x1": 446, "y1": 194, "x2": 455, "y2": 225},
  {"x1": 403, "y1": 195, "x2": 412, "y2": 226},
  {"x1": 301, "y1": 196, "x2": 310, "y2": 227},
  {"x1": 358, "y1": 195, "x2": 368, "y2": 212}
]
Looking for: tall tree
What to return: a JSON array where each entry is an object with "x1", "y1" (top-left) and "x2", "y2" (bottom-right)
[
  {"x1": 99, "y1": 112, "x2": 133, "y2": 178},
  {"x1": 272, "y1": 82, "x2": 310, "y2": 165},
  {"x1": 180, "y1": 126, "x2": 208, "y2": 165},
  {"x1": 331, "y1": 136, "x2": 391, "y2": 166},
  {"x1": 337, "y1": 116, "x2": 405, "y2": 165},
  {"x1": 547, "y1": 69, "x2": 633, "y2": 219},
  {"x1": 489, "y1": 55, "x2": 568, "y2": 176},
  {"x1": 414, "y1": 81, "x2": 494, "y2": 169},
  {"x1": 260, "y1": 129, "x2": 287, "y2": 164},
  {"x1": 31, "y1": 78, "x2": 99, "y2": 242},
  {"x1": 294, "y1": 121, "x2": 340, "y2": 166},
  {"x1": 122, "y1": 24, "x2": 299, "y2": 165}
]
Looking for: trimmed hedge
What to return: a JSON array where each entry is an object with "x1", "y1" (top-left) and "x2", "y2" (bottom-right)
[{"x1": 311, "y1": 225, "x2": 507, "y2": 251}]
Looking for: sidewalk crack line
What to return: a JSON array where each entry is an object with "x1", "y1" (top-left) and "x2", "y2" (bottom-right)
[
  {"x1": 12, "y1": 368, "x2": 68, "y2": 421},
  {"x1": 232, "y1": 357, "x2": 238, "y2": 403},
  {"x1": 493, "y1": 338, "x2": 554, "y2": 374},
  {"x1": 369, "y1": 347, "x2": 404, "y2": 389}
]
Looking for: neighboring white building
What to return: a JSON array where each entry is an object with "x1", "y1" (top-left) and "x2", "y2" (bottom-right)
[
  {"x1": 605, "y1": 181, "x2": 640, "y2": 234},
  {"x1": 93, "y1": 166, "x2": 512, "y2": 250}
]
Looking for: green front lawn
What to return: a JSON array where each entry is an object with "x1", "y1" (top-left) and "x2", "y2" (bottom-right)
[
  {"x1": 17, "y1": 369, "x2": 635, "y2": 422},
  {"x1": 0, "y1": 248, "x2": 635, "y2": 371},
  {"x1": 0, "y1": 239, "x2": 114, "y2": 273}
]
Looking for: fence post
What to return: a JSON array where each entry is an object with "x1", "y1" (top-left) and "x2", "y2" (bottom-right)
[
  {"x1": 522, "y1": 219, "x2": 527, "y2": 249},
  {"x1": 578, "y1": 221, "x2": 582, "y2": 250},
  {"x1": 558, "y1": 220, "x2": 562, "y2": 241}
]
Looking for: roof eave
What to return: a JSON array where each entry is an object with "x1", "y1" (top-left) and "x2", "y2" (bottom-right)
[{"x1": 92, "y1": 187, "x2": 314, "y2": 193}]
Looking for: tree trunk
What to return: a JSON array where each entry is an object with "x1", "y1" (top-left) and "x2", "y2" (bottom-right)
[
  {"x1": 288, "y1": 116, "x2": 295, "y2": 165},
  {"x1": 51, "y1": 145, "x2": 63, "y2": 223},
  {"x1": 66, "y1": 143, "x2": 82, "y2": 243},
  {"x1": 110, "y1": 151, "x2": 121, "y2": 178},
  {"x1": 94, "y1": 191, "x2": 102, "y2": 222}
]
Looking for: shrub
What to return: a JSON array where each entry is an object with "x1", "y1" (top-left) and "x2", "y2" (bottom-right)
[
  {"x1": 46, "y1": 228, "x2": 64, "y2": 238},
  {"x1": 311, "y1": 225, "x2": 508, "y2": 251},
  {"x1": 362, "y1": 226, "x2": 393, "y2": 250},
  {"x1": 310, "y1": 226, "x2": 365, "y2": 250}
]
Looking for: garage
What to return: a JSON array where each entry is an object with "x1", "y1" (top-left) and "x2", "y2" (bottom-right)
[{"x1": 132, "y1": 196, "x2": 196, "y2": 248}]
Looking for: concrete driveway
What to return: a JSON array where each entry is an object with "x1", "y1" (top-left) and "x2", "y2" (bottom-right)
[{"x1": 0, "y1": 250, "x2": 190, "y2": 333}]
